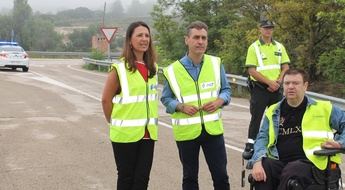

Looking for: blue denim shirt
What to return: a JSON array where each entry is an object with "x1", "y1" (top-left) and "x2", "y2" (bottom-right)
[
  {"x1": 248, "y1": 96, "x2": 345, "y2": 168},
  {"x1": 160, "y1": 54, "x2": 231, "y2": 114}
]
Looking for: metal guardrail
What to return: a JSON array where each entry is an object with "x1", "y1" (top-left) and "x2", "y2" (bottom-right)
[
  {"x1": 28, "y1": 51, "x2": 92, "y2": 57},
  {"x1": 226, "y1": 74, "x2": 345, "y2": 110},
  {"x1": 83, "y1": 58, "x2": 345, "y2": 110},
  {"x1": 27, "y1": 51, "x2": 121, "y2": 58}
]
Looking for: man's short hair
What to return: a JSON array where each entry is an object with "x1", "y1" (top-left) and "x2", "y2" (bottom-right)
[
  {"x1": 283, "y1": 68, "x2": 309, "y2": 83},
  {"x1": 186, "y1": 21, "x2": 208, "y2": 36}
]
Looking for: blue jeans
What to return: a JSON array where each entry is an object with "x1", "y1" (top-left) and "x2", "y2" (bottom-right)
[{"x1": 176, "y1": 127, "x2": 230, "y2": 190}]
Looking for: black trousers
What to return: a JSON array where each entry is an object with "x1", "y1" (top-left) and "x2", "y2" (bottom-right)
[
  {"x1": 111, "y1": 139, "x2": 155, "y2": 190},
  {"x1": 176, "y1": 127, "x2": 230, "y2": 190},
  {"x1": 255, "y1": 158, "x2": 315, "y2": 190},
  {"x1": 248, "y1": 85, "x2": 282, "y2": 140}
]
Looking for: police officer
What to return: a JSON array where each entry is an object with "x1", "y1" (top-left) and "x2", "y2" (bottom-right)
[{"x1": 242, "y1": 19, "x2": 290, "y2": 159}]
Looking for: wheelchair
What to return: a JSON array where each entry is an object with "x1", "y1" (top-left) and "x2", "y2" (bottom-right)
[{"x1": 243, "y1": 148, "x2": 345, "y2": 190}]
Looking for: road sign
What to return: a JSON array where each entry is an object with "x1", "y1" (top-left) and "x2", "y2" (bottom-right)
[{"x1": 100, "y1": 27, "x2": 118, "y2": 43}]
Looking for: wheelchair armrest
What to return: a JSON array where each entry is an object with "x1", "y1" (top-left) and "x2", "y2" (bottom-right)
[{"x1": 313, "y1": 148, "x2": 345, "y2": 156}]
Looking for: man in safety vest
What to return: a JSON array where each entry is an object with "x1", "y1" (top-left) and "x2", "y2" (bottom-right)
[
  {"x1": 248, "y1": 68, "x2": 345, "y2": 189},
  {"x1": 161, "y1": 21, "x2": 231, "y2": 190},
  {"x1": 243, "y1": 19, "x2": 290, "y2": 159}
]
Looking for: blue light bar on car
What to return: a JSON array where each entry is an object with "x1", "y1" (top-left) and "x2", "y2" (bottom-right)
[{"x1": 0, "y1": 41, "x2": 18, "y2": 46}]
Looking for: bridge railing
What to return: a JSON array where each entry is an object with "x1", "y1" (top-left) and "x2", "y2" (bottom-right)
[{"x1": 83, "y1": 58, "x2": 345, "y2": 110}]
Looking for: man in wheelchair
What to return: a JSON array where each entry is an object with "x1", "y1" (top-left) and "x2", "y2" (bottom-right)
[{"x1": 247, "y1": 69, "x2": 345, "y2": 190}]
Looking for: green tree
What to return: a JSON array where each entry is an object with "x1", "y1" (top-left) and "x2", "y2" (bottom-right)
[
  {"x1": 318, "y1": 48, "x2": 345, "y2": 83},
  {"x1": 67, "y1": 24, "x2": 99, "y2": 51},
  {"x1": 22, "y1": 16, "x2": 63, "y2": 51},
  {"x1": 266, "y1": 0, "x2": 345, "y2": 81},
  {"x1": 0, "y1": 15, "x2": 14, "y2": 40},
  {"x1": 179, "y1": 0, "x2": 238, "y2": 55},
  {"x1": 152, "y1": 0, "x2": 245, "y2": 68},
  {"x1": 151, "y1": 0, "x2": 185, "y2": 60},
  {"x1": 12, "y1": 0, "x2": 32, "y2": 48},
  {"x1": 152, "y1": 0, "x2": 345, "y2": 84}
]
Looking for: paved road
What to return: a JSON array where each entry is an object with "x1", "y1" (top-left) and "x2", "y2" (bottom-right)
[{"x1": 0, "y1": 59, "x2": 343, "y2": 190}]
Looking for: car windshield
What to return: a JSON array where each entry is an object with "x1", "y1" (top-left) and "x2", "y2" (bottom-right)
[{"x1": 0, "y1": 46, "x2": 24, "y2": 52}]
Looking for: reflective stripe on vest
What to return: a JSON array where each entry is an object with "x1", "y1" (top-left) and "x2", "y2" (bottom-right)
[
  {"x1": 256, "y1": 64, "x2": 281, "y2": 71},
  {"x1": 179, "y1": 90, "x2": 218, "y2": 103},
  {"x1": 211, "y1": 55, "x2": 221, "y2": 90},
  {"x1": 111, "y1": 118, "x2": 158, "y2": 127},
  {"x1": 266, "y1": 100, "x2": 341, "y2": 170},
  {"x1": 253, "y1": 40, "x2": 282, "y2": 71},
  {"x1": 113, "y1": 94, "x2": 158, "y2": 104},
  {"x1": 117, "y1": 61, "x2": 130, "y2": 96},
  {"x1": 167, "y1": 65, "x2": 183, "y2": 103},
  {"x1": 172, "y1": 112, "x2": 221, "y2": 126},
  {"x1": 303, "y1": 131, "x2": 334, "y2": 139}
]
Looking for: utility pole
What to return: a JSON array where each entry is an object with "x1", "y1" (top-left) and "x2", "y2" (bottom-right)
[
  {"x1": 102, "y1": 2, "x2": 110, "y2": 60},
  {"x1": 102, "y1": 2, "x2": 106, "y2": 26}
]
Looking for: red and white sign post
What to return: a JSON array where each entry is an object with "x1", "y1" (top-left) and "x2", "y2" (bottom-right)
[{"x1": 100, "y1": 27, "x2": 118, "y2": 60}]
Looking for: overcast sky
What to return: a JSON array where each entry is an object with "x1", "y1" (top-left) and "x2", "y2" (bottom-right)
[{"x1": 0, "y1": 0, "x2": 145, "y2": 13}]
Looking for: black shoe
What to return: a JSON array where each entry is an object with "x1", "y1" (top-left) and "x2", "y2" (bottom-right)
[{"x1": 242, "y1": 143, "x2": 254, "y2": 160}]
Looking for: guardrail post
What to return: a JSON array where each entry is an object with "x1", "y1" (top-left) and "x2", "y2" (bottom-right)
[{"x1": 237, "y1": 85, "x2": 243, "y2": 95}]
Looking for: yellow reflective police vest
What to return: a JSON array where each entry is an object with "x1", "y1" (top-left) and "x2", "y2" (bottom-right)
[
  {"x1": 266, "y1": 100, "x2": 341, "y2": 170},
  {"x1": 109, "y1": 60, "x2": 158, "y2": 143},
  {"x1": 163, "y1": 54, "x2": 223, "y2": 141},
  {"x1": 251, "y1": 40, "x2": 282, "y2": 80}
]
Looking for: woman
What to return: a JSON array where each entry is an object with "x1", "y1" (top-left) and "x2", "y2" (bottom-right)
[{"x1": 101, "y1": 21, "x2": 158, "y2": 190}]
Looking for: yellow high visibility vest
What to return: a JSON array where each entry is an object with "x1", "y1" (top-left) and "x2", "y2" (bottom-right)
[
  {"x1": 109, "y1": 60, "x2": 158, "y2": 142},
  {"x1": 266, "y1": 100, "x2": 341, "y2": 170},
  {"x1": 246, "y1": 40, "x2": 289, "y2": 80},
  {"x1": 163, "y1": 54, "x2": 223, "y2": 141}
]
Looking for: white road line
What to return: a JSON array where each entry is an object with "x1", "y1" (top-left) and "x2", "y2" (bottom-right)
[
  {"x1": 231, "y1": 103, "x2": 249, "y2": 109},
  {"x1": 30, "y1": 71, "x2": 101, "y2": 101},
  {"x1": 158, "y1": 121, "x2": 172, "y2": 129},
  {"x1": 225, "y1": 144, "x2": 243, "y2": 152},
  {"x1": 67, "y1": 64, "x2": 107, "y2": 77}
]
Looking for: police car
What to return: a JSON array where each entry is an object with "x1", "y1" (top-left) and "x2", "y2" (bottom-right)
[{"x1": 0, "y1": 41, "x2": 29, "y2": 72}]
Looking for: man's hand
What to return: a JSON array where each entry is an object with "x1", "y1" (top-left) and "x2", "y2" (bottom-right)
[
  {"x1": 177, "y1": 103, "x2": 199, "y2": 116},
  {"x1": 252, "y1": 160, "x2": 267, "y2": 182},
  {"x1": 321, "y1": 140, "x2": 342, "y2": 149},
  {"x1": 201, "y1": 98, "x2": 224, "y2": 113},
  {"x1": 267, "y1": 80, "x2": 280, "y2": 92}
]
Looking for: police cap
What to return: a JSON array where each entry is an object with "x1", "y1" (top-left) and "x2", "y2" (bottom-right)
[{"x1": 260, "y1": 20, "x2": 274, "y2": 28}]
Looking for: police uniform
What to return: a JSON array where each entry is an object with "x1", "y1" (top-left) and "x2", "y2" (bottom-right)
[{"x1": 243, "y1": 20, "x2": 290, "y2": 159}]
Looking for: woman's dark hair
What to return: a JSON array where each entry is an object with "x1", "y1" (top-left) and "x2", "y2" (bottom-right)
[{"x1": 121, "y1": 21, "x2": 157, "y2": 78}]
